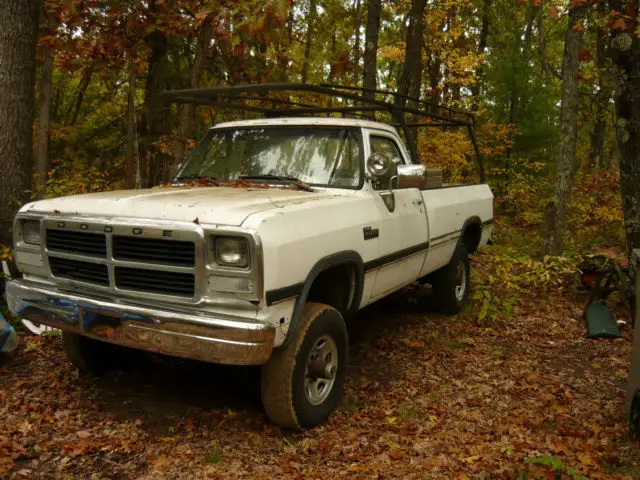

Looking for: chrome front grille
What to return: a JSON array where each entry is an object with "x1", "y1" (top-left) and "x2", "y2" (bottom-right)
[
  {"x1": 43, "y1": 219, "x2": 202, "y2": 301},
  {"x1": 46, "y1": 229, "x2": 107, "y2": 257},
  {"x1": 49, "y1": 257, "x2": 110, "y2": 286},
  {"x1": 113, "y1": 235, "x2": 195, "y2": 267},
  {"x1": 115, "y1": 267, "x2": 195, "y2": 296}
]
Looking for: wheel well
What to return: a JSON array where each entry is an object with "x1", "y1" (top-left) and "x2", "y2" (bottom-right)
[
  {"x1": 306, "y1": 263, "x2": 357, "y2": 315},
  {"x1": 462, "y1": 222, "x2": 482, "y2": 253}
]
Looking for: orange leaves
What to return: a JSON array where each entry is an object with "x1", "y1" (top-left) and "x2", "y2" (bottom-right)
[
  {"x1": 579, "y1": 49, "x2": 592, "y2": 62},
  {"x1": 611, "y1": 17, "x2": 629, "y2": 31}
]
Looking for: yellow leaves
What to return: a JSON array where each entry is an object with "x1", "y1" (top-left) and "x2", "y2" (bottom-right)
[
  {"x1": 461, "y1": 454, "x2": 480, "y2": 463},
  {"x1": 0, "y1": 246, "x2": 12, "y2": 261},
  {"x1": 151, "y1": 455, "x2": 170, "y2": 470},
  {"x1": 378, "y1": 45, "x2": 404, "y2": 62}
]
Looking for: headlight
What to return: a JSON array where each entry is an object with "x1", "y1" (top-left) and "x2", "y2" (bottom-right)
[
  {"x1": 214, "y1": 237, "x2": 249, "y2": 268},
  {"x1": 22, "y1": 220, "x2": 41, "y2": 246}
]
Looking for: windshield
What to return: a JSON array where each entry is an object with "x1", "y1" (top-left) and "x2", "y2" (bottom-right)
[{"x1": 177, "y1": 126, "x2": 363, "y2": 189}]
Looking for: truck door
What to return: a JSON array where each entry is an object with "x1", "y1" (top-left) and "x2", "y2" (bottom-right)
[{"x1": 366, "y1": 131, "x2": 429, "y2": 300}]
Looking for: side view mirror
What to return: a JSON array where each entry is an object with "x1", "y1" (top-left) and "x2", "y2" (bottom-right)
[
  {"x1": 366, "y1": 153, "x2": 397, "y2": 179},
  {"x1": 396, "y1": 164, "x2": 427, "y2": 190}
]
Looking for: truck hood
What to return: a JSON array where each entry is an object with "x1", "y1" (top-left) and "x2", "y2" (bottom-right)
[{"x1": 22, "y1": 186, "x2": 337, "y2": 226}]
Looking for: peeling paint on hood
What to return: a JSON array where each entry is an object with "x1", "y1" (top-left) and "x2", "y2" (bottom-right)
[{"x1": 21, "y1": 186, "x2": 337, "y2": 226}]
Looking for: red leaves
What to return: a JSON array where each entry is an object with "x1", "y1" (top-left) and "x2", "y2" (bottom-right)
[{"x1": 579, "y1": 49, "x2": 592, "y2": 62}]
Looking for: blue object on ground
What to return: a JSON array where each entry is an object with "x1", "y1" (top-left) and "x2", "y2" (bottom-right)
[{"x1": 0, "y1": 312, "x2": 18, "y2": 352}]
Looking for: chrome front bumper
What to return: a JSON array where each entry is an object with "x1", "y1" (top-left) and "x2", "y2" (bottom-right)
[{"x1": 6, "y1": 280, "x2": 275, "y2": 365}]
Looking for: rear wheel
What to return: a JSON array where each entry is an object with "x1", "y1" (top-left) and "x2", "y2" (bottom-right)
[
  {"x1": 431, "y1": 241, "x2": 470, "y2": 314},
  {"x1": 261, "y1": 302, "x2": 348, "y2": 429}
]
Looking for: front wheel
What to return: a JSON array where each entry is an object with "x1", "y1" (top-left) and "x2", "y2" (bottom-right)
[
  {"x1": 63, "y1": 332, "x2": 146, "y2": 375},
  {"x1": 431, "y1": 241, "x2": 470, "y2": 314},
  {"x1": 261, "y1": 303, "x2": 348, "y2": 429}
]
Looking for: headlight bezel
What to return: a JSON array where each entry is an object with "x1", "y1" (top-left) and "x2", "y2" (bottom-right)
[
  {"x1": 22, "y1": 220, "x2": 42, "y2": 246},
  {"x1": 14, "y1": 216, "x2": 43, "y2": 249},
  {"x1": 213, "y1": 236, "x2": 251, "y2": 269},
  {"x1": 204, "y1": 229, "x2": 263, "y2": 301}
]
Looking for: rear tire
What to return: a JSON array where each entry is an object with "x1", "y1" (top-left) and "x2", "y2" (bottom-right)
[
  {"x1": 261, "y1": 303, "x2": 348, "y2": 429},
  {"x1": 431, "y1": 241, "x2": 470, "y2": 314}
]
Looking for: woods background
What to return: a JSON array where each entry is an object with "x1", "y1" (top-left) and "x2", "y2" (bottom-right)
[
  {"x1": 1, "y1": 0, "x2": 640, "y2": 322},
  {"x1": 4, "y1": 2, "x2": 640, "y2": 478}
]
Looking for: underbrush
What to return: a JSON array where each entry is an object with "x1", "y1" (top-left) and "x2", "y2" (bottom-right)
[{"x1": 471, "y1": 164, "x2": 625, "y2": 326}]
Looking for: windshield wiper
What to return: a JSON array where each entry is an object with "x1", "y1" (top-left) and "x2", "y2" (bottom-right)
[
  {"x1": 240, "y1": 174, "x2": 314, "y2": 192},
  {"x1": 175, "y1": 174, "x2": 221, "y2": 186}
]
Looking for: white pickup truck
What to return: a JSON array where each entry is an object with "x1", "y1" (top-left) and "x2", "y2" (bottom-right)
[{"x1": 7, "y1": 116, "x2": 493, "y2": 428}]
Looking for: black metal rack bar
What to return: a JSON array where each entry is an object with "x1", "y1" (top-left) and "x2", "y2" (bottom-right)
[{"x1": 161, "y1": 83, "x2": 485, "y2": 182}]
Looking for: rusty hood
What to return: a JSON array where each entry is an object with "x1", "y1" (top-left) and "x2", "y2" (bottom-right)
[{"x1": 21, "y1": 186, "x2": 337, "y2": 226}]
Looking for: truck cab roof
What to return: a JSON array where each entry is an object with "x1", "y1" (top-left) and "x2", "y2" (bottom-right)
[{"x1": 211, "y1": 117, "x2": 398, "y2": 135}]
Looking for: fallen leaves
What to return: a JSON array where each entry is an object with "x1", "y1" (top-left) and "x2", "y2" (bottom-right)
[{"x1": 0, "y1": 282, "x2": 639, "y2": 479}]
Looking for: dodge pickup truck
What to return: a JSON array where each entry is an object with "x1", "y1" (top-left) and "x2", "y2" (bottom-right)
[{"x1": 7, "y1": 103, "x2": 493, "y2": 428}]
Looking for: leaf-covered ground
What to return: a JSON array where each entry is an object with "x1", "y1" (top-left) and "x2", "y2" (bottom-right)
[{"x1": 2, "y1": 259, "x2": 640, "y2": 479}]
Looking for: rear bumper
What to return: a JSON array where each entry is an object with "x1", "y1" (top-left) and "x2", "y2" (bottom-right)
[{"x1": 6, "y1": 280, "x2": 275, "y2": 365}]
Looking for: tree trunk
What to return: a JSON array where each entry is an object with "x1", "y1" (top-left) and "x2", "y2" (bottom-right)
[
  {"x1": 609, "y1": 2, "x2": 640, "y2": 263},
  {"x1": 471, "y1": 0, "x2": 491, "y2": 108},
  {"x1": 427, "y1": 54, "x2": 442, "y2": 112},
  {"x1": 543, "y1": 5, "x2": 586, "y2": 256},
  {"x1": 173, "y1": 16, "x2": 213, "y2": 172},
  {"x1": 396, "y1": 0, "x2": 427, "y2": 101},
  {"x1": 590, "y1": 115, "x2": 606, "y2": 169},
  {"x1": 125, "y1": 64, "x2": 137, "y2": 190},
  {"x1": 301, "y1": 0, "x2": 317, "y2": 84},
  {"x1": 276, "y1": 3, "x2": 294, "y2": 80},
  {"x1": 362, "y1": 0, "x2": 382, "y2": 98},
  {"x1": 505, "y1": 92, "x2": 515, "y2": 169},
  {"x1": 353, "y1": 0, "x2": 362, "y2": 84},
  {"x1": 67, "y1": 65, "x2": 93, "y2": 125},
  {"x1": 590, "y1": 3, "x2": 608, "y2": 170},
  {"x1": 395, "y1": 0, "x2": 427, "y2": 157},
  {"x1": 142, "y1": 13, "x2": 170, "y2": 187},
  {"x1": 35, "y1": 10, "x2": 56, "y2": 189},
  {"x1": 0, "y1": 0, "x2": 41, "y2": 246},
  {"x1": 328, "y1": 27, "x2": 337, "y2": 83}
]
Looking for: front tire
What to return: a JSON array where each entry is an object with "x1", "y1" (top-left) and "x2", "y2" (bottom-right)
[
  {"x1": 431, "y1": 241, "x2": 470, "y2": 314},
  {"x1": 261, "y1": 303, "x2": 348, "y2": 429},
  {"x1": 63, "y1": 332, "x2": 145, "y2": 375}
]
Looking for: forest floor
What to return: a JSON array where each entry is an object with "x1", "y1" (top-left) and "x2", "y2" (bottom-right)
[{"x1": 2, "y1": 251, "x2": 640, "y2": 479}]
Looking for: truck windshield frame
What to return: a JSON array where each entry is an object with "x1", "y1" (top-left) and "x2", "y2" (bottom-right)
[{"x1": 176, "y1": 126, "x2": 365, "y2": 190}]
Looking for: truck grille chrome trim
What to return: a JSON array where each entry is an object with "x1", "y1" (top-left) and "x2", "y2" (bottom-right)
[
  {"x1": 115, "y1": 267, "x2": 195, "y2": 297},
  {"x1": 113, "y1": 235, "x2": 195, "y2": 267},
  {"x1": 49, "y1": 257, "x2": 110, "y2": 286},
  {"x1": 42, "y1": 218, "x2": 204, "y2": 302},
  {"x1": 46, "y1": 229, "x2": 107, "y2": 257}
]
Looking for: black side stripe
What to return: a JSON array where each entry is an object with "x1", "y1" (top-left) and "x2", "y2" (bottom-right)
[
  {"x1": 430, "y1": 230, "x2": 461, "y2": 244},
  {"x1": 265, "y1": 242, "x2": 430, "y2": 305},
  {"x1": 363, "y1": 241, "x2": 430, "y2": 272},
  {"x1": 266, "y1": 282, "x2": 304, "y2": 306}
]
